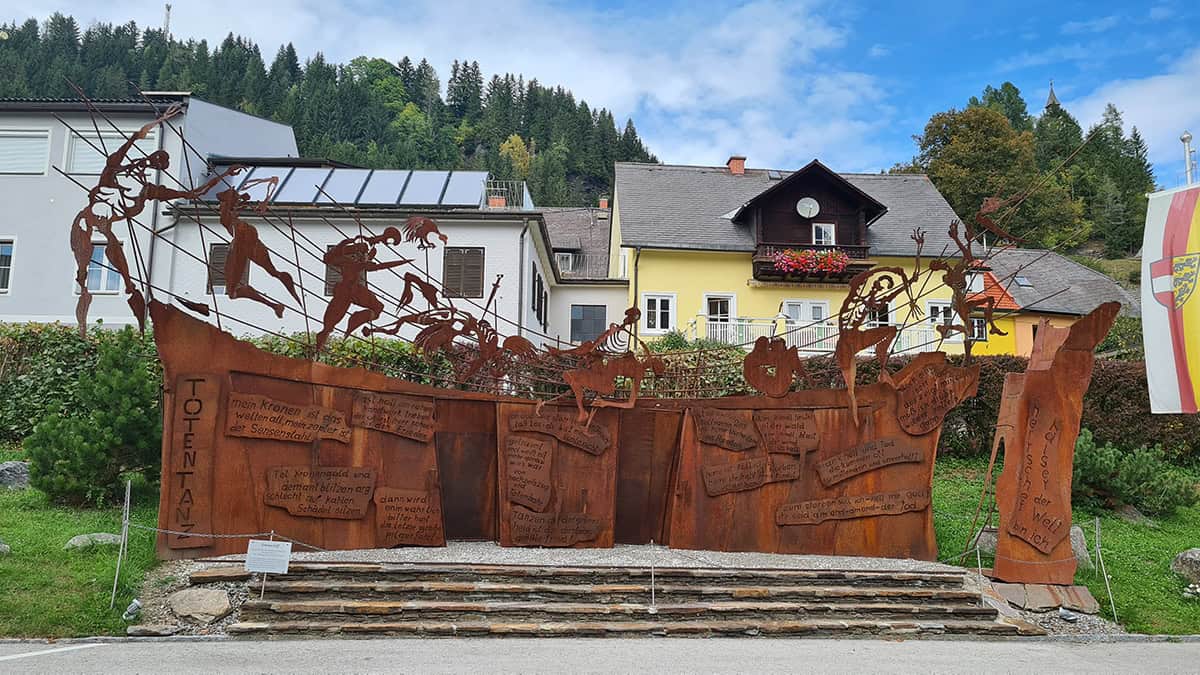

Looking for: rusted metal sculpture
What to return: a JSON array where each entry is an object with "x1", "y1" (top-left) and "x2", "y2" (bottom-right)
[
  {"x1": 928, "y1": 218, "x2": 1007, "y2": 360},
  {"x1": 215, "y1": 178, "x2": 302, "y2": 318},
  {"x1": 402, "y1": 216, "x2": 448, "y2": 250},
  {"x1": 71, "y1": 105, "x2": 236, "y2": 334},
  {"x1": 989, "y1": 302, "x2": 1119, "y2": 584},
  {"x1": 743, "y1": 336, "x2": 808, "y2": 397},
  {"x1": 834, "y1": 230, "x2": 925, "y2": 424},
  {"x1": 544, "y1": 307, "x2": 665, "y2": 424},
  {"x1": 315, "y1": 227, "x2": 410, "y2": 352}
]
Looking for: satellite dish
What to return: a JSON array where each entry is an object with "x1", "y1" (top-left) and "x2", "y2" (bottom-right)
[
  {"x1": 795, "y1": 197, "x2": 820, "y2": 219},
  {"x1": 0, "y1": 31, "x2": 9, "y2": 41}
]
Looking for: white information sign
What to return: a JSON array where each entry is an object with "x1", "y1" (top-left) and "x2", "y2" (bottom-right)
[{"x1": 244, "y1": 539, "x2": 292, "y2": 575}]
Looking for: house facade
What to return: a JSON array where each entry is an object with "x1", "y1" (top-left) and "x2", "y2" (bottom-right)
[
  {"x1": 608, "y1": 157, "x2": 1137, "y2": 357},
  {"x1": 0, "y1": 94, "x2": 297, "y2": 327}
]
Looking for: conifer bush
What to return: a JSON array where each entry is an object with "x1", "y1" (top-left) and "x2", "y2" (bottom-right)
[
  {"x1": 1072, "y1": 429, "x2": 1198, "y2": 516},
  {"x1": 24, "y1": 327, "x2": 162, "y2": 506}
]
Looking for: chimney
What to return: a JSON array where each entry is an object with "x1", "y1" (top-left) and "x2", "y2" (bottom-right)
[
  {"x1": 599, "y1": 195, "x2": 609, "y2": 209},
  {"x1": 726, "y1": 155, "x2": 746, "y2": 175}
]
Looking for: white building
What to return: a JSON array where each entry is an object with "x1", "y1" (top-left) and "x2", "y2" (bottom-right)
[
  {"x1": 0, "y1": 96, "x2": 626, "y2": 348},
  {"x1": 0, "y1": 94, "x2": 297, "y2": 326}
]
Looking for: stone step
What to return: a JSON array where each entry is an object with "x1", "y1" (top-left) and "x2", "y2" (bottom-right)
[
  {"x1": 239, "y1": 598, "x2": 998, "y2": 623},
  {"x1": 228, "y1": 617, "x2": 1024, "y2": 638},
  {"x1": 257, "y1": 579, "x2": 983, "y2": 605},
  {"x1": 234, "y1": 562, "x2": 968, "y2": 589}
]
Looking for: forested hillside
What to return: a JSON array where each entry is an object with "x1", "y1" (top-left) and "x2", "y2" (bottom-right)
[
  {"x1": 893, "y1": 83, "x2": 1156, "y2": 257},
  {"x1": 0, "y1": 13, "x2": 657, "y2": 206}
]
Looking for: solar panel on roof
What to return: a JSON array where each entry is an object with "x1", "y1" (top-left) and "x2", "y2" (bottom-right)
[
  {"x1": 238, "y1": 167, "x2": 293, "y2": 203},
  {"x1": 272, "y1": 167, "x2": 331, "y2": 203},
  {"x1": 357, "y1": 170, "x2": 410, "y2": 204},
  {"x1": 399, "y1": 170, "x2": 450, "y2": 205},
  {"x1": 198, "y1": 165, "x2": 248, "y2": 201},
  {"x1": 441, "y1": 171, "x2": 487, "y2": 206},
  {"x1": 317, "y1": 168, "x2": 373, "y2": 204}
]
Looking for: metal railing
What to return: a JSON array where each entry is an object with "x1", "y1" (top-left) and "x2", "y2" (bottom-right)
[
  {"x1": 556, "y1": 253, "x2": 610, "y2": 279},
  {"x1": 484, "y1": 180, "x2": 532, "y2": 209},
  {"x1": 688, "y1": 315, "x2": 950, "y2": 355},
  {"x1": 754, "y1": 243, "x2": 872, "y2": 261}
]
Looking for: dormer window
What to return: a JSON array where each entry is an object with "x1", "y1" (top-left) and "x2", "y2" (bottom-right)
[{"x1": 813, "y1": 223, "x2": 836, "y2": 246}]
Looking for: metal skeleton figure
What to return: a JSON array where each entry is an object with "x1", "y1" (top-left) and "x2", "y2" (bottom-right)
[
  {"x1": 544, "y1": 307, "x2": 666, "y2": 425},
  {"x1": 70, "y1": 105, "x2": 237, "y2": 334},
  {"x1": 214, "y1": 177, "x2": 302, "y2": 318},
  {"x1": 315, "y1": 227, "x2": 411, "y2": 352},
  {"x1": 834, "y1": 229, "x2": 926, "y2": 426}
]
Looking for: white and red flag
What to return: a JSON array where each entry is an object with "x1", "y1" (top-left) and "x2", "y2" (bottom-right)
[{"x1": 1143, "y1": 184, "x2": 1200, "y2": 413}]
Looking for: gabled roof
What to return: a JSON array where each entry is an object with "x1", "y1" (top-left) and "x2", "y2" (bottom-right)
[
  {"x1": 614, "y1": 162, "x2": 963, "y2": 257},
  {"x1": 542, "y1": 207, "x2": 613, "y2": 281},
  {"x1": 984, "y1": 248, "x2": 1139, "y2": 318},
  {"x1": 730, "y1": 159, "x2": 886, "y2": 225},
  {"x1": 968, "y1": 270, "x2": 1021, "y2": 311}
]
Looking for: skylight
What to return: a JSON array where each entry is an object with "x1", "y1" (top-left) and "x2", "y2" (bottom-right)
[{"x1": 1015, "y1": 275, "x2": 1033, "y2": 287}]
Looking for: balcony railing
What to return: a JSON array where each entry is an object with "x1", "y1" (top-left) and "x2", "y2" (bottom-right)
[
  {"x1": 484, "y1": 180, "x2": 534, "y2": 210},
  {"x1": 754, "y1": 243, "x2": 872, "y2": 261},
  {"x1": 687, "y1": 315, "x2": 950, "y2": 356},
  {"x1": 555, "y1": 253, "x2": 610, "y2": 279},
  {"x1": 751, "y1": 243, "x2": 873, "y2": 283}
]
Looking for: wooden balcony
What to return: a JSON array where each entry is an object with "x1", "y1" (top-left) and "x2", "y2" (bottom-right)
[{"x1": 751, "y1": 243, "x2": 873, "y2": 283}]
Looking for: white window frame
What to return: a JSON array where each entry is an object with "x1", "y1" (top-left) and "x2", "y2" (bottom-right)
[
  {"x1": 82, "y1": 240, "x2": 124, "y2": 295},
  {"x1": 641, "y1": 292, "x2": 676, "y2": 335},
  {"x1": 812, "y1": 222, "x2": 836, "y2": 246},
  {"x1": 966, "y1": 273, "x2": 985, "y2": 293},
  {"x1": 64, "y1": 128, "x2": 158, "y2": 175},
  {"x1": 867, "y1": 301, "x2": 892, "y2": 327},
  {"x1": 927, "y1": 300, "x2": 961, "y2": 340},
  {"x1": 703, "y1": 293, "x2": 737, "y2": 323},
  {"x1": 555, "y1": 251, "x2": 577, "y2": 273},
  {"x1": 969, "y1": 316, "x2": 989, "y2": 342},
  {"x1": 0, "y1": 128, "x2": 51, "y2": 176},
  {"x1": 783, "y1": 299, "x2": 830, "y2": 325},
  {"x1": 618, "y1": 250, "x2": 629, "y2": 279},
  {"x1": 0, "y1": 236, "x2": 14, "y2": 294}
]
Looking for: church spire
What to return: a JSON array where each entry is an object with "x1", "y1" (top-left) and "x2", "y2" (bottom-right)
[{"x1": 1046, "y1": 79, "x2": 1060, "y2": 108}]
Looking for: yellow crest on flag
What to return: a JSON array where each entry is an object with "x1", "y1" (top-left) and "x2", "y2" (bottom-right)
[{"x1": 1174, "y1": 253, "x2": 1200, "y2": 310}]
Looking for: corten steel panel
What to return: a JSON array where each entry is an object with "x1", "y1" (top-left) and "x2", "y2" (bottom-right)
[
  {"x1": 614, "y1": 408, "x2": 682, "y2": 544},
  {"x1": 661, "y1": 351, "x2": 977, "y2": 561},
  {"x1": 435, "y1": 399, "x2": 498, "y2": 541},
  {"x1": 992, "y1": 303, "x2": 1119, "y2": 584},
  {"x1": 496, "y1": 403, "x2": 619, "y2": 548}
]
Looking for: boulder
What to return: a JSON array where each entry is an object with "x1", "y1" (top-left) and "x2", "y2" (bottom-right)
[
  {"x1": 64, "y1": 533, "x2": 121, "y2": 551},
  {"x1": 1171, "y1": 548, "x2": 1200, "y2": 584},
  {"x1": 1115, "y1": 504, "x2": 1157, "y2": 528},
  {"x1": 126, "y1": 624, "x2": 178, "y2": 637},
  {"x1": 1070, "y1": 525, "x2": 1094, "y2": 570},
  {"x1": 0, "y1": 537, "x2": 9, "y2": 557},
  {"x1": 971, "y1": 527, "x2": 998, "y2": 555},
  {"x1": 169, "y1": 588, "x2": 232, "y2": 624},
  {"x1": 0, "y1": 461, "x2": 29, "y2": 489}
]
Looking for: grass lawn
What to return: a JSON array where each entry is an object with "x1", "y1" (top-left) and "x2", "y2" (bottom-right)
[
  {"x1": 933, "y1": 456, "x2": 1200, "y2": 635},
  {"x1": 0, "y1": 454, "x2": 160, "y2": 637}
]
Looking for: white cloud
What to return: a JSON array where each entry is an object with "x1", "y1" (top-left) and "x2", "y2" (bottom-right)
[
  {"x1": 997, "y1": 44, "x2": 1092, "y2": 71},
  {"x1": 9, "y1": 0, "x2": 896, "y2": 171},
  {"x1": 1061, "y1": 15, "x2": 1119, "y2": 35},
  {"x1": 868, "y1": 44, "x2": 889, "y2": 58},
  {"x1": 1066, "y1": 48, "x2": 1200, "y2": 185}
]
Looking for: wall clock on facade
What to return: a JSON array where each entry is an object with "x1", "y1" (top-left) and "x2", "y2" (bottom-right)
[{"x1": 795, "y1": 197, "x2": 820, "y2": 218}]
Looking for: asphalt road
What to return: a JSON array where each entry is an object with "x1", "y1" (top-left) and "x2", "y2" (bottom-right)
[{"x1": 1, "y1": 637, "x2": 1198, "y2": 673}]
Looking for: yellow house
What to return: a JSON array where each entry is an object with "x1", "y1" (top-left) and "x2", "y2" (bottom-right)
[{"x1": 605, "y1": 157, "x2": 1137, "y2": 357}]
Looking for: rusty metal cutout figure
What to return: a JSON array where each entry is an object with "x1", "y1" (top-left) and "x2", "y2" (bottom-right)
[
  {"x1": 928, "y1": 213, "x2": 1008, "y2": 362},
  {"x1": 743, "y1": 336, "x2": 809, "y2": 397},
  {"x1": 215, "y1": 178, "x2": 302, "y2": 318},
  {"x1": 834, "y1": 230, "x2": 925, "y2": 425},
  {"x1": 402, "y1": 216, "x2": 448, "y2": 250},
  {"x1": 71, "y1": 105, "x2": 237, "y2": 335},
  {"x1": 315, "y1": 228, "x2": 411, "y2": 353}
]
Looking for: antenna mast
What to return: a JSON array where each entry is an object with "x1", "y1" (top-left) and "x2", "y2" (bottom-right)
[{"x1": 163, "y1": 4, "x2": 172, "y2": 37}]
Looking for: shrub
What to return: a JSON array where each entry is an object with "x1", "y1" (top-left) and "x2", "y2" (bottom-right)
[
  {"x1": 1072, "y1": 429, "x2": 1198, "y2": 516},
  {"x1": 24, "y1": 327, "x2": 162, "y2": 506}
]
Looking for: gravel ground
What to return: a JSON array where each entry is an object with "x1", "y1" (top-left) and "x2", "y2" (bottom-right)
[
  {"x1": 134, "y1": 560, "x2": 250, "y2": 636},
  {"x1": 208, "y1": 540, "x2": 963, "y2": 573}
]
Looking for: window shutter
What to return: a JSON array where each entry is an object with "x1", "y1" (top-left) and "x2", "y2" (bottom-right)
[
  {"x1": 443, "y1": 247, "x2": 485, "y2": 298},
  {"x1": 207, "y1": 244, "x2": 247, "y2": 294},
  {"x1": 463, "y1": 248, "x2": 484, "y2": 298},
  {"x1": 0, "y1": 130, "x2": 50, "y2": 174}
]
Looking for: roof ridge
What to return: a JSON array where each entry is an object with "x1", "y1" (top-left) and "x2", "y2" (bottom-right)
[{"x1": 616, "y1": 161, "x2": 929, "y2": 179}]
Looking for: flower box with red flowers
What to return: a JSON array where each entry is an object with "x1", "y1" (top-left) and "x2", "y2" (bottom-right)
[{"x1": 771, "y1": 248, "x2": 851, "y2": 275}]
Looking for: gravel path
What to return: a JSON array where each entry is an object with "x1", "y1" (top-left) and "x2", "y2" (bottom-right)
[{"x1": 207, "y1": 540, "x2": 962, "y2": 572}]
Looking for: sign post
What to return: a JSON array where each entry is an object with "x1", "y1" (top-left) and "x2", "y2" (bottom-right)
[{"x1": 245, "y1": 535, "x2": 291, "y2": 599}]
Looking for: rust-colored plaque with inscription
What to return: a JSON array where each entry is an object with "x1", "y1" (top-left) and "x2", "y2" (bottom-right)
[
  {"x1": 753, "y1": 410, "x2": 819, "y2": 454},
  {"x1": 505, "y1": 436, "x2": 553, "y2": 512},
  {"x1": 895, "y1": 362, "x2": 979, "y2": 436},
  {"x1": 815, "y1": 439, "x2": 922, "y2": 486},
  {"x1": 690, "y1": 407, "x2": 759, "y2": 451},
  {"x1": 263, "y1": 466, "x2": 377, "y2": 519},
  {"x1": 374, "y1": 487, "x2": 446, "y2": 547},
  {"x1": 510, "y1": 507, "x2": 603, "y2": 546},
  {"x1": 226, "y1": 392, "x2": 351, "y2": 444},
  {"x1": 508, "y1": 410, "x2": 610, "y2": 455},
  {"x1": 165, "y1": 374, "x2": 219, "y2": 549},
  {"x1": 352, "y1": 391, "x2": 435, "y2": 442},
  {"x1": 993, "y1": 303, "x2": 1119, "y2": 584},
  {"x1": 776, "y1": 489, "x2": 931, "y2": 526},
  {"x1": 702, "y1": 455, "x2": 800, "y2": 496}
]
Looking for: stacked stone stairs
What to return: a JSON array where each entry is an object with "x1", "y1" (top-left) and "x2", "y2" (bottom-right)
[{"x1": 210, "y1": 562, "x2": 1027, "y2": 638}]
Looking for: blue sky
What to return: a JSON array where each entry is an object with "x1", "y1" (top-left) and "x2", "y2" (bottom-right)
[{"x1": 12, "y1": 0, "x2": 1200, "y2": 186}]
